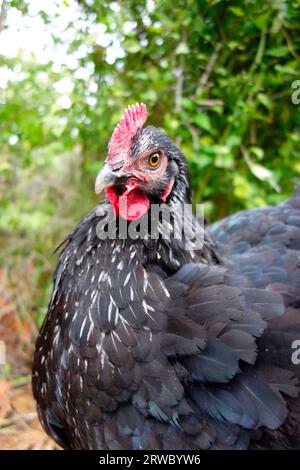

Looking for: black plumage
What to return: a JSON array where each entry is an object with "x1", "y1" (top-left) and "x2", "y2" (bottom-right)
[{"x1": 32, "y1": 105, "x2": 300, "y2": 450}]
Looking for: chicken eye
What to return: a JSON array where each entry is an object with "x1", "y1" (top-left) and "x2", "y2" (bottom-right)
[{"x1": 148, "y1": 153, "x2": 161, "y2": 168}]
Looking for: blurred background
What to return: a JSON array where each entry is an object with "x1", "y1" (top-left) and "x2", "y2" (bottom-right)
[{"x1": 0, "y1": 0, "x2": 300, "y2": 449}]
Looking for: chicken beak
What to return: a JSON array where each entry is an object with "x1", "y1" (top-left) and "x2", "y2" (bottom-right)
[{"x1": 95, "y1": 163, "x2": 118, "y2": 194}]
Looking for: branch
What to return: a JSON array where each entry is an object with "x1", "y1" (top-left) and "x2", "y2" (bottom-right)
[
  {"x1": 250, "y1": 27, "x2": 267, "y2": 72},
  {"x1": 0, "y1": 0, "x2": 7, "y2": 35},
  {"x1": 184, "y1": 122, "x2": 200, "y2": 151},
  {"x1": 197, "y1": 98, "x2": 224, "y2": 107},
  {"x1": 174, "y1": 53, "x2": 185, "y2": 114},
  {"x1": 195, "y1": 42, "x2": 222, "y2": 96},
  {"x1": 174, "y1": 33, "x2": 187, "y2": 146},
  {"x1": 283, "y1": 27, "x2": 300, "y2": 60}
]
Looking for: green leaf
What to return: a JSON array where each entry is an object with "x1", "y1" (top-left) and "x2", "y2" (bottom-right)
[
  {"x1": 215, "y1": 153, "x2": 234, "y2": 169},
  {"x1": 229, "y1": 6, "x2": 244, "y2": 17},
  {"x1": 226, "y1": 135, "x2": 241, "y2": 148},
  {"x1": 257, "y1": 93, "x2": 272, "y2": 110},
  {"x1": 182, "y1": 98, "x2": 196, "y2": 111},
  {"x1": 250, "y1": 147, "x2": 264, "y2": 160},
  {"x1": 266, "y1": 46, "x2": 289, "y2": 58},
  {"x1": 233, "y1": 174, "x2": 251, "y2": 199},
  {"x1": 243, "y1": 152, "x2": 280, "y2": 192},
  {"x1": 126, "y1": 41, "x2": 142, "y2": 54},
  {"x1": 193, "y1": 114, "x2": 212, "y2": 132},
  {"x1": 175, "y1": 42, "x2": 190, "y2": 55}
]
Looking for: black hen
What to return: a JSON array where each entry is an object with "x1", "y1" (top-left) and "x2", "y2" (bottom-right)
[{"x1": 32, "y1": 104, "x2": 300, "y2": 450}]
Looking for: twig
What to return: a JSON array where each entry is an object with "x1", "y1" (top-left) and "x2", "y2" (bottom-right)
[
  {"x1": 175, "y1": 54, "x2": 185, "y2": 114},
  {"x1": 183, "y1": 121, "x2": 200, "y2": 151},
  {"x1": 1, "y1": 412, "x2": 37, "y2": 429},
  {"x1": 250, "y1": 27, "x2": 267, "y2": 72},
  {"x1": 0, "y1": 0, "x2": 7, "y2": 35},
  {"x1": 270, "y1": 90, "x2": 290, "y2": 100},
  {"x1": 174, "y1": 33, "x2": 186, "y2": 147},
  {"x1": 197, "y1": 99, "x2": 224, "y2": 107},
  {"x1": 283, "y1": 28, "x2": 300, "y2": 60},
  {"x1": 195, "y1": 42, "x2": 222, "y2": 96}
]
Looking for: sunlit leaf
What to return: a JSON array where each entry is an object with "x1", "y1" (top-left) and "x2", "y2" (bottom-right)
[{"x1": 193, "y1": 114, "x2": 212, "y2": 132}]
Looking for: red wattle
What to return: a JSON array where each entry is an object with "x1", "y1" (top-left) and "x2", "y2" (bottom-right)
[{"x1": 104, "y1": 187, "x2": 120, "y2": 217}]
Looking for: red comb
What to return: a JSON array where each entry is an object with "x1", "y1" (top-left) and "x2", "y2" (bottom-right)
[{"x1": 107, "y1": 103, "x2": 148, "y2": 163}]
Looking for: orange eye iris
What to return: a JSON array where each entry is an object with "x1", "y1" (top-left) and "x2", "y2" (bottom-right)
[{"x1": 148, "y1": 153, "x2": 161, "y2": 167}]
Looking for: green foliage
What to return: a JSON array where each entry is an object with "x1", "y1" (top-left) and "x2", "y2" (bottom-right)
[{"x1": 1, "y1": 0, "x2": 300, "y2": 328}]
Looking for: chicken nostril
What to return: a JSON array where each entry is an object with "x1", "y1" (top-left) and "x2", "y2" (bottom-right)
[{"x1": 111, "y1": 162, "x2": 123, "y2": 172}]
